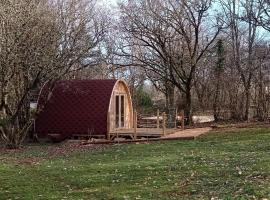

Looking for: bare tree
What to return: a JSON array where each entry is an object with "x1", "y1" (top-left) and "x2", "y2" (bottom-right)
[
  {"x1": 0, "y1": 0, "x2": 107, "y2": 148},
  {"x1": 219, "y1": 0, "x2": 264, "y2": 120},
  {"x1": 254, "y1": 0, "x2": 270, "y2": 31},
  {"x1": 213, "y1": 39, "x2": 225, "y2": 121},
  {"x1": 117, "y1": 0, "x2": 222, "y2": 124}
]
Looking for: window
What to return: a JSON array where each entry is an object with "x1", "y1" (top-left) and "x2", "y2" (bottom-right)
[
  {"x1": 115, "y1": 95, "x2": 119, "y2": 128},
  {"x1": 121, "y1": 95, "x2": 124, "y2": 127},
  {"x1": 115, "y1": 95, "x2": 125, "y2": 128}
]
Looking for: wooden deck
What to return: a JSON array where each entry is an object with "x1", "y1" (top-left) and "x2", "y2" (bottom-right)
[{"x1": 109, "y1": 128, "x2": 179, "y2": 140}]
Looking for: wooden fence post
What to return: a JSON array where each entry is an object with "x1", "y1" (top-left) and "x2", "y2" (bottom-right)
[
  {"x1": 157, "y1": 109, "x2": 160, "y2": 129},
  {"x1": 181, "y1": 110, "x2": 185, "y2": 130},
  {"x1": 134, "y1": 110, "x2": 137, "y2": 139},
  {"x1": 162, "y1": 112, "x2": 166, "y2": 136}
]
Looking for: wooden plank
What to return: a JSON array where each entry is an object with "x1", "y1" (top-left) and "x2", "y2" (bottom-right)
[
  {"x1": 80, "y1": 136, "x2": 195, "y2": 145},
  {"x1": 109, "y1": 128, "x2": 180, "y2": 137},
  {"x1": 72, "y1": 134, "x2": 105, "y2": 137},
  {"x1": 110, "y1": 132, "x2": 161, "y2": 137}
]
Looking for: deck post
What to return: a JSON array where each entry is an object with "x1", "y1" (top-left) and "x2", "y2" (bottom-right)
[
  {"x1": 162, "y1": 112, "x2": 166, "y2": 136},
  {"x1": 107, "y1": 111, "x2": 111, "y2": 140},
  {"x1": 134, "y1": 110, "x2": 137, "y2": 139},
  {"x1": 181, "y1": 110, "x2": 185, "y2": 130},
  {"x1": 175, "y1": 108, "x2": 178, "y2": 128},
  {"x1": 157, "y1": 109, "x2": 160, "y2": 129}
]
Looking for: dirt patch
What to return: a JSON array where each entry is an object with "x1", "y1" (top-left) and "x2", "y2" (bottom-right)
[
  {"x1": 45, "y1": 142, "x2": 107, "y2": 157},
  {"x1": 0, "y1": 142, "x2": 108, "y2": 166}
]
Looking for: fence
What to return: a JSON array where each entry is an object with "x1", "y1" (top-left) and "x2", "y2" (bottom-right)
[{"x1": 134, "y1": 109, "x2": 185, "y2": 135}]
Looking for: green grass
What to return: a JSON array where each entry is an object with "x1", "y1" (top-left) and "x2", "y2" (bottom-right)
[{"x1": 0, "y1": 128, "x2": 270, "y2": 200}]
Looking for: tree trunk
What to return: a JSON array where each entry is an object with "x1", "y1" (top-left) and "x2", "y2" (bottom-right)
[
  {"x1": 257, "y1": 65, "x2": 267, "y2": 121},
  {"x1": 165, "y1": 82, "x2": 175, "y2": 128},
  {"x1": 213, "y1": 78, "x2": 221, "y2": 122},
  {"x1": 244, "y1": 87, "x2": 250, "y2": 121},
  {"x1": 184, "y1": 84, "x2": 192, "y2": 125}
]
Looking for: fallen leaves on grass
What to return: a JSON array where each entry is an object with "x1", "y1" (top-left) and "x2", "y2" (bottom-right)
[{"x1": 0, "y1": 142, "x2": 108, "y2": 165}]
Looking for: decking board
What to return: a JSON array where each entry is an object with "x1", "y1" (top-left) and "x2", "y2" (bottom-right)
[{"x1": 109, "y1": 128, "x2": 179, "y2": 138}]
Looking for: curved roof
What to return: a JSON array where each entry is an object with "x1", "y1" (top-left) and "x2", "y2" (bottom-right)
[{"x1": 35, "y1": 79, "x2": 118, "y2": 138}]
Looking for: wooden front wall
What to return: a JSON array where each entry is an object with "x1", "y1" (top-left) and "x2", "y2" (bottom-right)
[{"x1": 108, "y1": 81, "x2": 133, "y2": 131}]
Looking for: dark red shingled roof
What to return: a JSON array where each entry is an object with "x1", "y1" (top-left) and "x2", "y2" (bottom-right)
[{"x1": 35, "y1": 79, "x2": 117, "y2": 139}]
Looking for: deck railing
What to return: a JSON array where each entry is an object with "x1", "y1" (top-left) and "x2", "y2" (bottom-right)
[
  {"x1": 136, "y1": 109, "x2": 185, "y2": 136},
  {"x1": 108, "y1": 109, "x2": 185, "y2": 141}
]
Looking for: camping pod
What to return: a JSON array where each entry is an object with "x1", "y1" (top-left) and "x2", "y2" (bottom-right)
[{"x1": 35, "y1": 79, "x2": 133, "y2": 141}]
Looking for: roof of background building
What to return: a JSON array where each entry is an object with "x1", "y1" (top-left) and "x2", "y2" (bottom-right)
[{"x1": 35, "y1": 79, "x2": 117, "y2": 138}]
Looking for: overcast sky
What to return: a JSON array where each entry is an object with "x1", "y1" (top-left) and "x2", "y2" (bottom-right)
[{"x1": 101, "y1": 0, "x2": 118, "y2": 6}]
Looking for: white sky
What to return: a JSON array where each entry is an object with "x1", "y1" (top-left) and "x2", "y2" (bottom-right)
[
  {"x1": 100, "y1": 0, "x2": 118, "y2": 6},
  {"x1": 98, "y1": 0, "x2": 270, "y2": 41}
]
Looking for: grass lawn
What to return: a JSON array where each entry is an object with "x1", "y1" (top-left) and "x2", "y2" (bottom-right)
[{"x1": 0, "y1": 127, "x2": 270, "y2": 200}]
